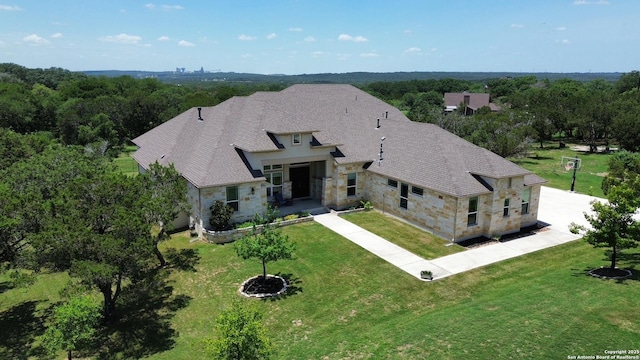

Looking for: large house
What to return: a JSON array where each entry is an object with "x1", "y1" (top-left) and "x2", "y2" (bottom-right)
[
  {"x1": 133, "y1": 84, "x2": 545, "y2": 242},
  {"x1": 444, "y1": 92, "x2": 501, "y2": 115}
]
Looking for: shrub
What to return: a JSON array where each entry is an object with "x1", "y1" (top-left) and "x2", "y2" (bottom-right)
[
  {"x1": 209, "y1": 200, "x2": 234, "y2": 231},
  {"x1": 284, "y1": 214, "x2": 299, "y2": 221}
]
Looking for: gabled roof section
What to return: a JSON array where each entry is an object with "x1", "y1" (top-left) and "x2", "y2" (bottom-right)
[{"x1": 133, "y1": 84, "x2": 543, "y2": 194}]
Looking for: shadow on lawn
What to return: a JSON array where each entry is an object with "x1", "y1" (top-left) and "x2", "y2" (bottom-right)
[
  {"x1": 92, "y1": 269, "x2": 192, "y2": 360},
  {"x1": 165, "y1": 248, "x2": 201, "y2": 272},
  {"x1": 0, "y1": 301, "x2": 48, "y2": 359},
  {"x1": 264, "y1": 272, "x2": 303, "y2": 302}
]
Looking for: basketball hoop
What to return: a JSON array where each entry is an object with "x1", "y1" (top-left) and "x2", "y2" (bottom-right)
[{"x1": 565, "y1": 162, "x2": 573, "y2": 171}]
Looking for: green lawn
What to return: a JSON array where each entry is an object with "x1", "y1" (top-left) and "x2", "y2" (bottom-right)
[
  {"x1": 340, "y1": 210, "x2": 465, "y2": 259},
  {"x1": 113, "y1": 145, "x2": 139, "y2": 176},
  {"x1": 510, "y1": 142, "x2": 613, "y2": 198},
  {"x1": 4, "y1": 222, "x2": 638, "y2": 359}
]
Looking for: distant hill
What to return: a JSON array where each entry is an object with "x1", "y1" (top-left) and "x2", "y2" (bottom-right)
[{"x1": 83, "y1": 70, "x2": 622, "y2": 85}]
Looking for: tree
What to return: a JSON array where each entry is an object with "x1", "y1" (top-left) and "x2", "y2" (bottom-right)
[
  {"x1": 208, "y1": 301, "x2": 272, "y2": 360},
  {"x1": 140, "y1": 162, "x2": 189, "y2": 267},
  {"x1": 41, "y1": 295, "x2": 101, "y2": 360},
  {"x1": 572, "y1": 177, "x2": 640, "y2": 269},
  {"x1": 601, "y1": 151, "x2": 640, "y2": 195},
  {"x1": 234, "y1": 224, "x2": 295, "y2": 279},
  {"x1": 209, "y1": 200, "x2": 234, "y2": 231}
]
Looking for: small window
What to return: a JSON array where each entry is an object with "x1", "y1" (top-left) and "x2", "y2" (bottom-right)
[
  {"x1": 400, "y1": 183, "x2": 409, "y2": 209},
  {"x1": 411, "y1": 186, "x2": 424, "y2": 197},
  {"x1": 508, "y1": 177, "x2": 513, "y2": 188},
  {"x1": 467, "y1": 196, "x2": 478, "y2": 226},
  {"x1": 522, "y1": 187, "x2": 531, "y2": 215},
  {"x1": 226, "y1": 186, "x2": 239, "y2": 212},
  {"x1": 272, "y1": 164, "x2": 283, "y2": 170},
  {"x1": 263, "y1": 165, "x2": 271, "y2": 171},
  {"x1": 387, "y1": 179, "x2": 398, "y2": 188},
  {"x1": 347, "y1": 173, "x2": 357, "y2": 196},
  {"x1": 503, "y1": 198, "x2": 510, "y2": 217},
  {"x1": 292, "y1": 133, "x2": 302, "y2": 145}
]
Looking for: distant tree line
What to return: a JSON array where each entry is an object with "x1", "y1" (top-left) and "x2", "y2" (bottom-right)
[
  {"x1": 361, "y1": 71, "x2": 640, "y2": 156},
  {"x1": 0, "y1": 63, "x2": 286, "y2": 157}
]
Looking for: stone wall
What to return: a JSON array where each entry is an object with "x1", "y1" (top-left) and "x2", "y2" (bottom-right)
[
  {"x1": 333, "y1": 163, "x2": 367, "y2": 209},
  {"x1": 365, "y1": 173, "x2": 543, "y2": 242},
  {"x1": 197, "y1": 181, "x2": 266, "y2": 236}
]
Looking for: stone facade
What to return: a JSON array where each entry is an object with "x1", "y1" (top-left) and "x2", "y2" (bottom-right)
[{"x1": 364, "y1": 172, "x2": 542, "y2": 242}]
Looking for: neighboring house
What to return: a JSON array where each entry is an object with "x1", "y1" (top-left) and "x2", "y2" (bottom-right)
[
  {"x1": 444, "y1": 92, "x2": 501, "y2": 115},
  {"x1": 133, "y1": 84, "x2": 545, "y2": 242}
]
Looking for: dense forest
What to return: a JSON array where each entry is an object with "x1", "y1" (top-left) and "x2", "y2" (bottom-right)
[{"x1": 2, "y1": 62, "x2": 640, "y2": 161}]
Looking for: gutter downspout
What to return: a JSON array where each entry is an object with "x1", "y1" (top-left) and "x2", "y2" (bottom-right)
[{"x1": 452, "y1": 197, "x2": 457, "y2": 242}]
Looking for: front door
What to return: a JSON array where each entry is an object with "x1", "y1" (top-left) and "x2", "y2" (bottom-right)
[{"x1": 290, "y1": 166, "x2": 310, "y2": 198}]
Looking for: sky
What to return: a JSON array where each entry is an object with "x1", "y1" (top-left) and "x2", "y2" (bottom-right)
[{"x1": 1, "y1": 0, "x2": 639, "y2": 75}]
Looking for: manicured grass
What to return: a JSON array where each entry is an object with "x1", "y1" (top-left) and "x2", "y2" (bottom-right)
[
  {"x1": 510, "y1": 142, "x2": 613, "y2": 198},
  {"x1": 340, "y1": 210, "x2": 465, "y2": 259},
  {"x1": 113, "y1": 145, "x2": 139, "y2": 176},
  {"x1": 2, "y1": 222, "x2": 640, "y2": 359}
]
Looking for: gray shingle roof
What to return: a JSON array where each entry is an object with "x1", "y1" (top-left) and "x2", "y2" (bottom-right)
[{"x1": 133, "y1": 84, "x2": 544, "y2": 195}]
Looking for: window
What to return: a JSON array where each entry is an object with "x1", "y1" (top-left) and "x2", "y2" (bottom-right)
[
  {"x1": 522, "y1": 187, "x2": 531, "y2": 215},
  {"x1": 467, "y1": 197, "x2": 478, "y2": 226},
  {"x1": 387, "y1": 179, "x2": 398, "y2": 188},
  {"x1": 292, "y1": 133, "x2": 301, "y2": 145},
  {"x1": 264, "y1": 165, "x2": 283, "y2": 198},
  {"x1": 411, "y1": 186, "x2": 424, "y2": 197},
  {"x1": 347, "y1": 173, "x2": 357, "y2": 196},
  {"x1": 226, "y1": 186, "x2": 239, "y2": 212},
  {"x1": 503, "y1": 198, "x2": 510, "y2": 217},
  {"x1": 508, "y1": 177, "x2": 513, "y2": 188},
  {"x1": 400, "y1": 183, "x2": 409, "y2": 209}
]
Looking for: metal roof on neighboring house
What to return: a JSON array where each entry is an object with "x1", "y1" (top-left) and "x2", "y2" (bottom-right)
[{"x1": 133, "y1": 84, "x2": 544, "y2": 196}]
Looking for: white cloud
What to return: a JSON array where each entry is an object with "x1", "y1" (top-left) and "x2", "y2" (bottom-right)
[
  {"x1": 0, "y1": 4, "x2": 21, "y2": 11},
  {"x1": 144, "y1": 3, "x2": 155, "y2": 9},
  {"x1": 157, "y1": 35, "x2": 170, "y2": 41},
  {"x1": 403, "y1": 29, "x2": 413, "y2": 35},
  {"x1": 304, "y1": 36, "x2": 316, "y2": 42},
  {"x1": 161, "y1": 4, "x2": 183, "y2": 10},
  {"x1": 178, "y1": 40, "x2": 195, "y2": 47},
  {"x1": 238, "y1": 34, "x2": 257, "y2": 41},
  {"x1": 403, "y1": 47, "x2": 421, "y2": 54},
  {"x1": 99, "y1": 33, "x2": 142, "y2": 44},
  {"x1": 311, "y1": 51, "x2": 324, "y2": 58},
  {"x1": 556, "y1": 27, "x2": 567, "y2": 31},
  {"x1": 23, "y1": 34, "x2": 50, "y2": 45},
  {"x1": 360, "y1": 52, "x2": 379, "y2": 57},
  {"x1": 574, "y1": 0, "x2": 609, "y2": 4},
  {"x1": 556, "y1": 39, "x2": 570, "y2": 44},
  {"x1": 511, "y1": 24, "x2": 525, "y2": 28},
  {"x1": 241, "y1": 53, "x2": 252, "y2": 58},
  {"x1": 338, "y1": 34, "x2": 368, "y2": 42},
  {"x1": 266, "y1": 33, "x2": 276, "y2": 40},
  {"x1": 50, "y1": 32, "x2": 63, "y2": 39},
  {"x1": 289, "y1": 27, "x2": 303, "y2": 32}
]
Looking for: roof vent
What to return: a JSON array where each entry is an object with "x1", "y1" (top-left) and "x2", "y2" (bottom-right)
[
  {"x1": 197, "y1": 107, "x2": 203, "y2": 121},
  {"x1": 376, "y1": 118, "x2": 380, "y2": 129},
  {"x1": 385, "y1": 111, "x2": 388, "y2": 119}
]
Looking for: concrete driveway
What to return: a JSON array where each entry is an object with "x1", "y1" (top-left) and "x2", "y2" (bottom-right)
[{"x1": 314, "y1": 186, "x2": 605, "y2": 281}]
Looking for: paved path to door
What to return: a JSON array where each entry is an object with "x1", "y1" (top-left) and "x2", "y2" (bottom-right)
[{"x1": 314, "y1": 186, "x2": 603, "y2": 281}]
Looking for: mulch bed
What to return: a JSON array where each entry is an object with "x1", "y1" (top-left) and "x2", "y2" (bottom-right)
[
  {"x1": 239, "y1": 275, "x2": 288, "y2": 298},
  {"x1": 588, "y1": 267, "x2": 632, "y2": 280},
  {"x1": 458, "y1": 223, "x2": 549, "y2": 249}
]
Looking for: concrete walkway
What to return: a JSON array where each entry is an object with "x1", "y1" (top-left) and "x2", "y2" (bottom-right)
[{"x1": 314, "y1": 186, "x2": 605, "y2": 281}]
